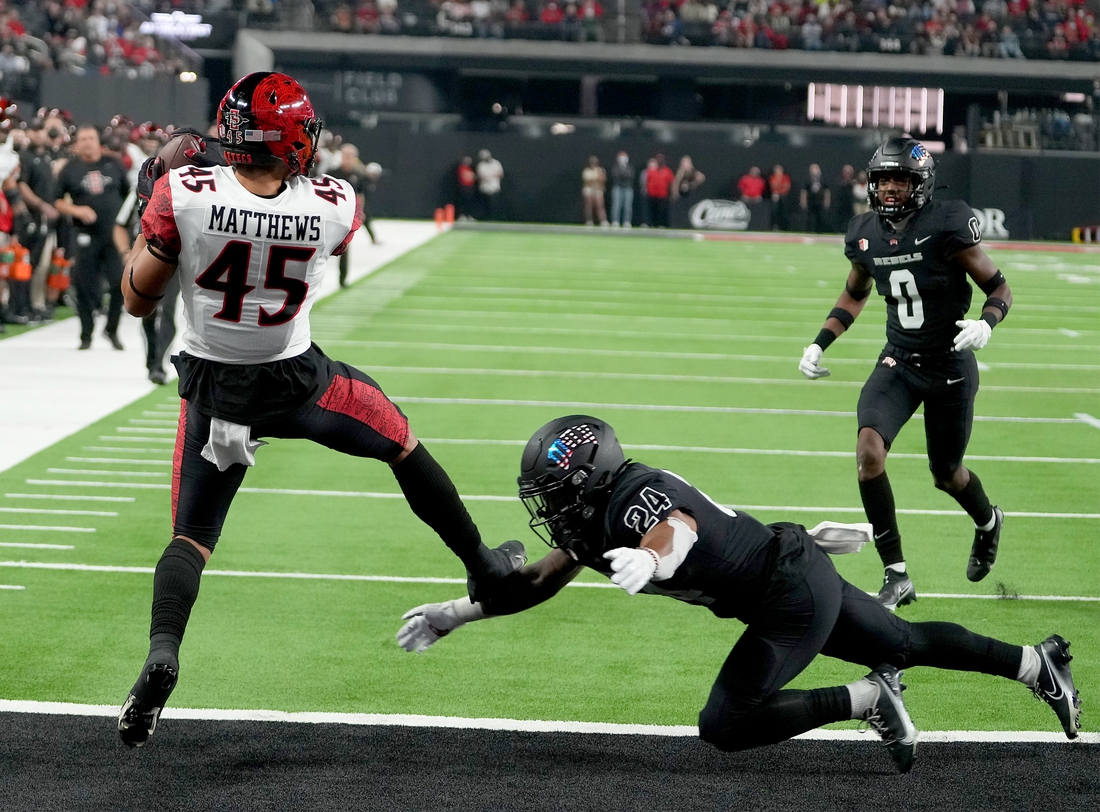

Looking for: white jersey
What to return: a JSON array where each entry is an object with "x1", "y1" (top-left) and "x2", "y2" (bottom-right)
[{"x1": 142, "y1": 165, "x2": 358, "y2": 364}]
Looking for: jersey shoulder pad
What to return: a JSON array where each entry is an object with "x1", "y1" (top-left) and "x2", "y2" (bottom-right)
[
  {"x1": 843, "y1": 212, "x2": 876, "y2": 261},
  {"x1": 606, "y1": 465, "x2": 682, "y2": 545},
  {"x1": 935, "y1": 198, "x2": 982, "y2": 254}
]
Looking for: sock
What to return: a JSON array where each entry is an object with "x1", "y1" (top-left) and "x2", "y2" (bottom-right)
[
  {"x1": 952, "y1": 470, "x2": 994, "y2": 528},
  {"x1": 391, "y1": 443, "x2": 490, "y2": 572},
  {"x1": 148, "y1": 538, "x2": 206, "y2": 661},
  {"x1": 847, "y1": 677, "x2": 880, "y2": 719},
  {"x1": 977, "y1": 512, "x2": 996, "y2": 532},
  {"x1": 859, "y1": 471, "x2": 904, "y2": 566},
  {"x1": 886, "y1": 562, "x2": 907, "y2": 575},
  {"x1": 1016, "y1": 645, "x2": 1040, "y2": 688}
]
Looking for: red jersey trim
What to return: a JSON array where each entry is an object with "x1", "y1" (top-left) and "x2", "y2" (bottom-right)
[
  {"x1": 332, "y1": 208, "x2": 362, "y2": 257},
  {"x1": 316, "y1": 375, "x2": 409, "y2": 447}
]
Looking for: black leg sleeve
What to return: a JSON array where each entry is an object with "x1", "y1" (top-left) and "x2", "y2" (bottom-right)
[
  {"x1": 700, "y1": 687, "x2": 851, "y2": 751},
  {"x1": 148, "y1": 538, "x2": 207, "y2": 655},
  {"x1": 949, "y1": 469, "x2": 994, "y2": 527},
  {"x1": 903, "y1": 621, "x2": 1021, "y2": 680},
  {"x1": 391, "y1": 443, "x2": 486, "y2": 567},
  {"x1": 860, "y1": 471, "x2": 904, "y2": 566}
]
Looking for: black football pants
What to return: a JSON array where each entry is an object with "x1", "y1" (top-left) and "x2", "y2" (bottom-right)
[
  {"x1": 72, "y1": 237, "x2": 123, "y2": 342},
  {"x1": 697, "y1": 535, "x2": 1020, "y2": 751}
]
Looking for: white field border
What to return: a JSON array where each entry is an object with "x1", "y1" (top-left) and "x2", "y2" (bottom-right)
[{"x1": 0, "y1": 699, "x2": 1094, "y2": 744}]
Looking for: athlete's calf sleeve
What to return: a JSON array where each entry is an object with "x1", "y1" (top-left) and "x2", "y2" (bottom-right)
[
  {"x1": 391, "y1": 443, "x2": 483, "y2": 563},
  {"x1": 148, "y1": 538, "x2": 207, "y2": 656},
  {"x1": 699, "y1": 687, "x2": 851, "y2": 751},
  {"x1": 859, "y1": 471, "x2": 903, "y2": 566},
  {"x1": 902, "y1": 621, "x2": 1020, "y2": 680},
  {"x1": 945, "y1": 469, "x2": 994, "y2": 527}
]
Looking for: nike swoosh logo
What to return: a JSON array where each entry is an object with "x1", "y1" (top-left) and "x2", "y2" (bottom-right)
[
  {"x1": 915, "y1": 235, "x2": 931, "y2": 245},
  {"x1": 874, "y1": 531, "x2": 890, "y2": 539},
  {"x1": 947, "y1": 378, "x2": 965, "y2": 385}
]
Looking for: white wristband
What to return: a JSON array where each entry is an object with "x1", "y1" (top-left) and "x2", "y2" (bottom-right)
[
  {"x1": 452, "y1": 596, "x2": 489, "y2": 623},
  {"x1": 652, "y1": 516, "x2": 699, "y2": 580}
]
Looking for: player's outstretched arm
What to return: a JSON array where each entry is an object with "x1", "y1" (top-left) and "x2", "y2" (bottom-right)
[
  {"x1": 397, "y1": 549, "x2": 583, "y2": 653},
  {"x1": 122, "y1": 233, "x2": 177, "y2": 318},
  {"x1": 953, "y1": 245, "x2": 1012, "y2": 352},
  {"x1": 799, "y1": 262, "x2": 873, "y2": 379}
]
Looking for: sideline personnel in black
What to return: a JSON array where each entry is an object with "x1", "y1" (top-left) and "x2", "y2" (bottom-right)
[
  {"x1": 798, "y1": 137, "x2": 1013, "y2": 610},
  {"x1": 55, "y1": 124, "x2": 130, "y2": 350},
  {"x1": 396, "y1": 416, "x2": 1080, "y2": 775}
]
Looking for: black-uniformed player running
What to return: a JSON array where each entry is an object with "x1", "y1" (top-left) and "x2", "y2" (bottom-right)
[
  {"x1": 798, "y1": 137, "x2": 1012, "y2": 610},
  {"x1": 395, "y1": 416, "x2": 1080, "y2": 773}
]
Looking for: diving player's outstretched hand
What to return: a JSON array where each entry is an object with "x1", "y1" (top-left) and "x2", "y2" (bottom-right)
[
  {"x1": 953, "y1": 319, "x2": 992, "y2": 352},
  {"x1": 397, "y1": 597, "x2": 487, "y2": 653},
  {"x1": 799, "y1": 344, "x2": 831, "y2": 379}
]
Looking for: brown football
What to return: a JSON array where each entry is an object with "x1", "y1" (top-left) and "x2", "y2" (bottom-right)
[{"x1": 156, "y1": 132, "x2": 207, "y2": 170}]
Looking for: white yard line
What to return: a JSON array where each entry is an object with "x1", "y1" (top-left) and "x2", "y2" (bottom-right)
[
  {"x1": 0, "y1": 507, "x2": 117, "y2": 517},
  {"x1": 1075, "y1": 413, "x2": 1100, "y2": 430},
  {"x1": 66, "y1": 458, "x2": 172, "y2": 465},
  {"x1": 4, "y1": 493, "x2": 135, "y2": 502},
  {"x1": 1, "y1": 699, "x2": 1095, "y2": 743},
  {"x1": 46, "y1": 469, "x2": 167, "y2": 477},
  {"x1": 0, "y1": 542, "x2": 77, "y2": 548}
]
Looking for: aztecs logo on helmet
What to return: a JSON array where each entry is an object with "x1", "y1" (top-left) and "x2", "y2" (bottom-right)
[{"x1": 217, "y1": 72, "x2": 323, "y2": 176}]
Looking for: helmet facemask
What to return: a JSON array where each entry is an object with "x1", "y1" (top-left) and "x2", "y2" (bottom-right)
[
  {"x1": 520, "y1": 466, "x2": 600, "y2": 549},
  {"x1": 868, "y1": 169, "x2": 924, "y2": 220}
]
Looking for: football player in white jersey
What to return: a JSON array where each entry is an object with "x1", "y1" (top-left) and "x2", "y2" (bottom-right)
[{"x1": 116, "y1": 72, "x2": 525, "y2": 748}]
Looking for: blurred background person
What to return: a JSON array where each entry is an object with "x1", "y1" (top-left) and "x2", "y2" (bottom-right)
[
  {"x1": 834, "y1": 164, "x2": 856, "y2": 232},
  {"x1": 609, "y1": 150, "x2": 633, "y2": 228},
  {"x1": 800, "y1": 163, "x2": 831, "y2": 233},
  {"x1": 581, "y1": 154, "x2": 608, "y2": 226},
  {"x1": 17, "y1": 117, "x2": 60, "y2": 321},
  {"x1": 329, "y1": 144, "x2": 380, "y2": 287},
  {"x1": 455, "y1": 155, "x2": 477, "y2": 221},
  {"x1": 637, "y1": 156, "x2": 656, "y2": 228},
  {"x1": 645, "y1": 153, "x2": 674, "y2": 227},
  {"x1": 476, "y1": 148, "x2": 504, "y2": 220},
  {"x1": 737, "y1": 165, "x2": 766, "y2": 204},
  {"x1": 768, "y1": 164, "x2": 792, "y2": 231},
  {"x1": 853, "y1": 170, "x2": 871, "y2": 216},
  {"x1": 672, "y1": 154, "x2": 705, "y2": 226}
]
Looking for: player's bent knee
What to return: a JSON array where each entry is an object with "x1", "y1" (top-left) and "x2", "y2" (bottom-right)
[
  {"x1": 698, "y1": 704, "x2": 758, "y2": 752},
  {"x1": 929, "y1": 463, "x2": 961, "y2": 491},
  {"x1": 389, "y1": 432, "x2": 419, "y2": 466}
]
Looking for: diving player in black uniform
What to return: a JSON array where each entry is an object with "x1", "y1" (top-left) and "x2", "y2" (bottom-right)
[
  {"x1": 798, "y1": 137, "x2": 1013, "y2": 610},
  {"x1": 396, "y1": 416, "x2": 1080, "y2": 774}
]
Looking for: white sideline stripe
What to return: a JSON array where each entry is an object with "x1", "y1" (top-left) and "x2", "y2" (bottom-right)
[
  {"x1": 419, "y1": 438, "x2": 1100, "y2": 465},
  {"x1": 128, "y1": 419, "x2": 177, "y2": 426},
  {"x1": 66, "y1": 458, "x2": 172, "y2": 466},
  {"x1": 363, "y1": 366, "x2": 1100, "y2": 395},
  {"x1": 98, "y1": 436, "x2": 175, "y2": 443},
  {"x1": 5, "y1": 493, "x2": 135, "y2": 502},
  {"x1": 46, "y1": 469, "x2": 167, "y2": 477},
  {"x1": 20, "y1": 482, "x2": 1098, "y2": 518},
  {"x1": 0, "y1": 524, "x2": 93, "y2": 533},
  {"x1": 1076, "y1": 413, "x2": 1100, "y2": 430},
  {"x1": 393, "y1": 396, "x2": 1083, "y2": 424},
  {"x1": 115, "y1": 427, "x2": 177, "y2": 434},
  {"x1": 0, "y1": 507, "x2": 117, "y2": 517},
  {"x1": 0, "y1": 700, "x2": 1095, "y2": 743},
  {"x1": 0, "y1": 543, "x2": 76, "y2": 549},
  {"x1": 4, "y1": 562, "x2": 1100, "y2": 602},
  {"x1": 83, "y1": 447, "x2": 172, "y2": 454},
  {"x1": 0, "y1": 585, "x2": 25, "y2": 590}
]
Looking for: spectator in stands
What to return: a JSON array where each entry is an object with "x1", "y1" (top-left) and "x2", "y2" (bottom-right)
[
  {"x1": 505, "y1": 0, "x2": 529, "y2": 29},
  {"x1": 645, "y1": 153, "x2": 675, "y2": 228},
  {"x1": 802, "y1": 13, "x2": 823, "y2": 49},
  {"x1": 53, "y1": 124, "x2": 129, "y2": 351},
  {"x1": 609, "y1": 150, "x2": 634, "y2": 228},
  {"x1": 456, "y1": 155, "x2": 478, "y2": 220},
  {"x1": 768, "y1": 164, "x2": 792, "y2": 231},
  {"x1": 581, "y1": 155, "x2": 608, "y2": 226},
  {"x1": 579, "y1": 0, "x2": 604, "y2": 41},
  {"x1": 541, "y1": 0, "x2": 564, "y2": 25},
  {"x1": 476, "y1": 148, "x2": 504, "y2": 220},
  {"x1": 800, "y1": 163, "x2": 830, "y2": 233},
  {"x1": 736, "y1": 166, "x2": 766, "y2": 204},
  {"x1": 834, "y1": 164, "x2": 856, "y2": 231}
]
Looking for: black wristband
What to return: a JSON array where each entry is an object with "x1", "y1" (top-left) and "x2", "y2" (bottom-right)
[
  {"x1": 978, "y1": 270, "x2": 1006, "y2": 295},
  {"x1": 983, "y1": 296, "x2": 1009, "y2": 321},
  {"x1": 828, "y1": 307, "x2": 855, "y2": 330},
  {"x1": 814, "y1": 328, "x2": 837, "y2": 351},
  {"x1": 128, "y1": 266, "x2": 165, "y2": 301},
  {"x1": 980, "y1": 312, "x2": 998, "y2": 330}
]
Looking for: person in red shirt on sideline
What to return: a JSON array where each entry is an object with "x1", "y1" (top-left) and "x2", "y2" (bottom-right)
[
  {"x1": 768, "y1": 164, "x2": 792, "y2": 231},
  {"x1": 645, "y1": 153, "x2": 675, "y2": 228},
  {"x1": 456, "y1": 155, "x2": 477, "y2": 220},
  {"x1": 737, "y1": 166, "x2": 766, "y2": 204}
]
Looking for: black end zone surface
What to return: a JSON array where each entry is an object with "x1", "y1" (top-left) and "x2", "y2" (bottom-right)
[{"x1": 1, "y1": 714, "x2": 1097, "y2": 811}]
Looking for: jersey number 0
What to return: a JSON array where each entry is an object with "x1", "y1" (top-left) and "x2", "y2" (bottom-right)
[{"x1": 888, "y1": 269, "x2": 925, "y2": 329}]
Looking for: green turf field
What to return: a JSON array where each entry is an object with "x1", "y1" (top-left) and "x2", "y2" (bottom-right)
[{"x1": 1, "y1": 231, "x2": 1097, "y2": 734}]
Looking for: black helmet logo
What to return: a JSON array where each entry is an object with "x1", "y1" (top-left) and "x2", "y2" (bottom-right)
[{"x1": 547, "y1": 425, "x2": 598, "y2": 471}]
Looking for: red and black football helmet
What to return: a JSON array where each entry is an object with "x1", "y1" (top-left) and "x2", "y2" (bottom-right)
[{"x1": 217, "y1": 72, "x2": 322, "y2": 176}]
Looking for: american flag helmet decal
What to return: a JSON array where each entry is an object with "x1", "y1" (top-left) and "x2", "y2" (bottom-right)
[{"x1": 547, "y1": 425, "x2": 598, "y2": 470}]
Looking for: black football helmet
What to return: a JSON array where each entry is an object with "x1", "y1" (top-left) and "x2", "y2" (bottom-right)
[
  {"x1": 518, "y1": 415, "x2": 626, "y2": 555},
  {"x1": 867, "y1": 137, "x2": 935, "y2": 220}
]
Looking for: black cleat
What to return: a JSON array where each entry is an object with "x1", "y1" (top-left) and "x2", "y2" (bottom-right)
[
  {"x1": 104, "y1": 331, "x2": 124, "y2": 351},
  {"x1": 864, "y1": 664, "x2": 918, "y2": 773},
  {"x1": 467, "y1": 540, "x2": 527, "y2": 604},
  {"x1": 78, "y1": 338, "x2": 92, "y2": 350},
  {"x1": 117, "y1": 661, "x2": 178, "y2": 748},
  {"x1": 1033, "y1": 635, "x2": 1082, "y2": 739},
  {"x1": 876, "y1": 569, "x2": 917, "y2": 612},
  {"x1": 967, "y1": 506, "x2": 1003, "y2": 582}
]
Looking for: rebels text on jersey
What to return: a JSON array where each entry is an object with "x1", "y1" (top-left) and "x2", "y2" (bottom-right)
[
  {"x1": 583, "y1": 464, "x2": 781, "y2": 617},
  {"x1": 844, "y1": 198, "x2": 982, "y2": 352},
  {"x1": 141, "y1": 165, "x2": 361, "y2": 364}
]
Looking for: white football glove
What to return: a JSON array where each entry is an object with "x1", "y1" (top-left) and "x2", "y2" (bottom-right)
[
  {"x1": 798, "y1": 344, "x2": 831, "y2": 379},
  {"x1": 953, "y1": 319, "x2": 992, "y2": 352},
  {"x1": 603, "y1": 547, "x2": 659, "y2": 596},
  {"x1": 397, "y1": 598, "x2": 486, "y2": 653}
]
